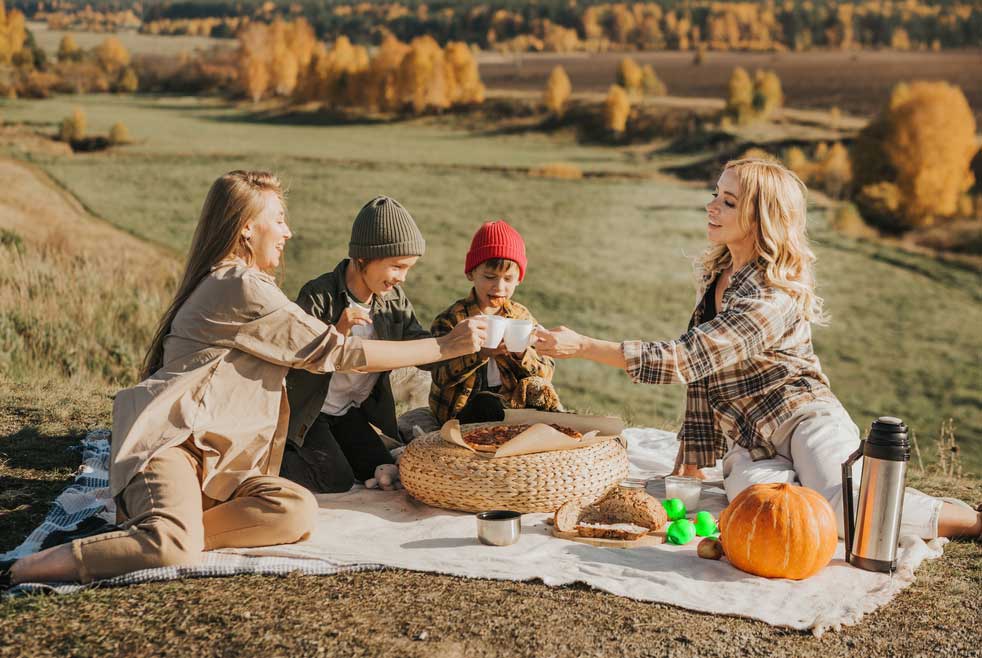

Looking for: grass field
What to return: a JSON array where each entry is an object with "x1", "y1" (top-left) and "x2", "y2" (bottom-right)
[
  {"x1": 27, "y1": 21, "x2": 233, "y2": 57},
  {"x1": 479, "y1": 49, "x2": 982, "y2": 123},
  {"x1": 1, "y1": 93, "x2": 979, "y2": 472}
]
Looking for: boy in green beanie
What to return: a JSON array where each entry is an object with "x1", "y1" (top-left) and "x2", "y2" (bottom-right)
[{"x1": 281, "y1": 196, "x2": 432, "y2": 493}]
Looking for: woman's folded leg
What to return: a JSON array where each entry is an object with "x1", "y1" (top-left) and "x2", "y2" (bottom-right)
[
  {"x1": 72, "y1": 444, "x2": 206, "y2": 583},
  {"x1": 203, "y1": 476, "x2": 318, "y2": 550}
]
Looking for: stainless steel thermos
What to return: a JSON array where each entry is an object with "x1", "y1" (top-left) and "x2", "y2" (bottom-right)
[{"x1": 841, "y1": 416, "x2": 910, "y2": 572}]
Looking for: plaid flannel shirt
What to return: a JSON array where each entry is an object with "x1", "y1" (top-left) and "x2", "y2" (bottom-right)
[
  {"x1": 622, "y1": 258, "x2": 836, "y2": 468},
  {"x1": 428, "y1": 289, "x2": 556, "y2": 423}
]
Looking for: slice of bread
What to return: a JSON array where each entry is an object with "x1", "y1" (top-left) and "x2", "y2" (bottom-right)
[
  {"x1": 554, "y1": 500, "x2": 583, "y2": 533},
  {"x1": 575, "y1": 522, "x2": 649, "y2": 540}
]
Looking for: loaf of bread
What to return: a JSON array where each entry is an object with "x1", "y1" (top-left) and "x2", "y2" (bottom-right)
[{"x1": 553, "y1": 486, "x2": 668, "y2": 540}]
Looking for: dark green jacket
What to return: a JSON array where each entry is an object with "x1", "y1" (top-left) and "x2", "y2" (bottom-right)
[{"x1": 285, "y1": 259, "x2": 430, "y2": 447}]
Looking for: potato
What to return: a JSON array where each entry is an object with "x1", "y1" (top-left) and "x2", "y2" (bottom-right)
[{"x1": 697, "y1": 537, "x2": 724, "y2": 560}]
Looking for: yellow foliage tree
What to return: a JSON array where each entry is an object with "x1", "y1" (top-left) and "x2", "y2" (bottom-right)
[
  {"x1": 726, "y1": 66, "x2": 753, "y2": 124},
  {"x1": 398, "y1": 36, "x2": 448, "y2": 114},
  {"x1": 543, "y1": 65, "x2": 571, "y2": 117},
  {"x1": 0, "y1": 2, "x2": 26, "y2": 65},
  {"x1": 238, "y1": 23, "x2": 271, "y2": 102},
  {"x1": 616, "y1": 57, "x2": 642, "y2": 96},
  {"x1": 753, "y1": 69, "x2": 782, "y2": 118},
  {"x1": 882, "y1": 82, "x2": 977, "y2": 227},
  {"x1": 94, "y1": 36, "x2": 130, "y2": 76},
  {"x1": 641, "y1": 64, "x2": 667, "y2": 96},
  {"x1": 362, "y1": 33, "x2": 409, "y2": 111},
  {"x1": 57, "y1": 34, "x2": 80, "y2": 62},
  {"x1": 109, "y1": 121, "x2": 130, "y2": 144},
  {"x1": 815, "y1": 142, "x2": 853, "y2": 199},
  {"x1": 117, "y1": 67, "x2": 139, "y2": 93},
  {"x1": 59, "y1": 107, "x2": 86, "y2": 142},
  {"x1": 444, "y1": 41, "x2": 484, "y2": 105},
  {"x1": 604, "y1": 84, "x2": 630, "y2": 135}
]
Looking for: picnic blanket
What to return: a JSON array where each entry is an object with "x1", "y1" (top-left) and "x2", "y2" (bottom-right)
[{"x1": 2, "y1": 429, "x2": 947, "y2": 636}]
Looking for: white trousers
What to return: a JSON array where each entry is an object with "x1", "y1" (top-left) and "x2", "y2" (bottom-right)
[{"x1": 721, "y1": 404, "x2": 943, "y2": 540}]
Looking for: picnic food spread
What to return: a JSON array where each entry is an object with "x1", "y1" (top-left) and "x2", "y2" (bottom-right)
[
  {"x1": 461, "y1": 423, "x2": 583, "y2": 452},
  {"x1": 399, "y1": 416, "x2": 629, "y2": 513}
]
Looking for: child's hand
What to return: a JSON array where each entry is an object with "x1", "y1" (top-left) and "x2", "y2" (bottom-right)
[
  {"x1": 439, "y1": 316, "x2": 487, "y2": 357},
  {"x1": 336, "y1": 307, "x2": 372, "y2": 336}
]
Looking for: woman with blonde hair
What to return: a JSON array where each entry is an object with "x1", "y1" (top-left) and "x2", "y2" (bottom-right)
[
  {"x1": 535, "y1": 159, "x2": 980, "y2": 540},
  {"x1": 2, "y1": 170, "x2": 486, "y2": 587}
]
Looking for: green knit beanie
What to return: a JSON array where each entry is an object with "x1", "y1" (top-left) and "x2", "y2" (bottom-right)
[{"x1": 349, "y1": 196, "x2": 426, "y2": 259}]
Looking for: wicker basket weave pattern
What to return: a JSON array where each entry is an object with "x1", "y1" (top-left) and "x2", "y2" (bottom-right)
[{"x1": 399, "y1": 423, "x2": 630, "y2": 513}]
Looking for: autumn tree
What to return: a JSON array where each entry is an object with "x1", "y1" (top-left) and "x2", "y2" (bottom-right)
[
  {"x1": 0, "y1": 1, "x2": 27, "y2": 65},
  {"x1": 725, "y1": 66, "x2": 753, "y2": 124},
  {"x1": 398, "y1": 36, "x2": 448, "y2": 114},
  {"x1": 238, "y1": 23, "x2": 271, "y2": 102},
  {"x1": 604, "y1": 84, "x2": 630, "y2": 136},
  {"x1": 641, "y1": 64, "x2": 666, "y2": 96},
  {"x1": 753, "y1": 69, "x2": 782, "y2": 118},
  {"x1": 117, "y1": 67, "x2": 138, "y2": 93},
  {"x1": 360, "y1": 33, "x2": 409, "y2": 111},
  {"x1": 853, "y1": 81, "x2": 978, "y2": 230},
  {"x1": 94, "y1": 36, "x2": 130, "y2": 76},
  {"x1": 444, "y1": 42, "x2": 484, "y2": 105},
  {"x1": 109, "y1": 121, "x2": 130, "y2": 144},
  {"x1": 616, "y1": 57, "x2": 642, "y2": 96},
  {"x1": 57, "y1": 34, "x2": 81, "y2": 62},
  {"x1": 59, "y1": 107, "x2": 86, "y2": 142},
  {"x1": 543, "y1": 65, "x2": 571, "y2": 118}
]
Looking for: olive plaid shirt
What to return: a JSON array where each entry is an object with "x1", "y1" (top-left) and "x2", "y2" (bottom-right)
[
  {"x1": 428, "y1": 289, "x2": 556, "y2": 423},
  {"x1": 622, "y1": 259, "x2": 837, "y2": 468}
]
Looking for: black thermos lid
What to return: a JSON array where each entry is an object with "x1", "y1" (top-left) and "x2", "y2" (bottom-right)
[{"x1": 864, "y1": 416, "x2": 910, "y2": 462}]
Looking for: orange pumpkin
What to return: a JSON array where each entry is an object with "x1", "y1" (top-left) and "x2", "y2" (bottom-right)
[{"x1": 719, "y1": 483, "x2": 837, "y2": 580}]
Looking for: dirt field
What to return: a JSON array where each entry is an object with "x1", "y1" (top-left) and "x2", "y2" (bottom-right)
[{"x1": 477, "y1": 49, "x2": 982, "y2": 122}]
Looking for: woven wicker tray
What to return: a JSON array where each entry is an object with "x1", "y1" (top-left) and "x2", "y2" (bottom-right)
[{"x1": 400, "y1": 422, "x2": 630, "y2": 513}]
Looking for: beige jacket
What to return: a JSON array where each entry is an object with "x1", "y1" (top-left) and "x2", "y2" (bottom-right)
[{"x1": 110, "y1": 260, "x2": 368, "y2": 500}]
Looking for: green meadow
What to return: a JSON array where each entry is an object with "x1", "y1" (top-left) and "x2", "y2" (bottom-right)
[{"x1": 2, "y1": 94, "x2": 980, "y2": 472}]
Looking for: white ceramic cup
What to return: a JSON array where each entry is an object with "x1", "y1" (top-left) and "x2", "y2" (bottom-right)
[
  {"x1": 482, "y1": 314, "x2": 509, "y2": 349},
  {"x1": 503, "y1": 319, "x2": 534, "y2": 352}
]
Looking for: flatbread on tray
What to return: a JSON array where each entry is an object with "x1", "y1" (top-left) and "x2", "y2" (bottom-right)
[{"x1": 438, "y1": 411, "x2": 623, "y2": 458}]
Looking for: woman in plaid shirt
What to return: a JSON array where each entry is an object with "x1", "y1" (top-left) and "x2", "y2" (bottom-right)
[{"x1": 535, "y1": 159, "x2": 980, "y2": 540}]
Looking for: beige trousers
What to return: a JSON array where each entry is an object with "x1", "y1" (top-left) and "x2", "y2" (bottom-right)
[{"x1": 72, "y1": 443, "x2": 318, "y2": 583}]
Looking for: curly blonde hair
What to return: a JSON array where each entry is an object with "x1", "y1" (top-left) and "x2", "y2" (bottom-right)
[{"x1": 699, "y1": 158, "x2": 827, "y2": 324}]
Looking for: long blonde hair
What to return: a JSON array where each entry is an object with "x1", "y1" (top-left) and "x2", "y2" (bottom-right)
[
  {"x1": 699, "y1": 158, "x2": 826, "y2": 324},
  {"x1": 140, "y1": 170, "x2": 284, "y2": 379}
]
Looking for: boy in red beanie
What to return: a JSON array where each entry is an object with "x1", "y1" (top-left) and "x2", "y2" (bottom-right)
[{"x1": 428, "y1": 220, "x2": 562, "y2": 423}]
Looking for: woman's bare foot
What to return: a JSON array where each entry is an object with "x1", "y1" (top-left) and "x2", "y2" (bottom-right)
[{"x1": 937, "y1": 502, "x2": 982, "y2": 539}]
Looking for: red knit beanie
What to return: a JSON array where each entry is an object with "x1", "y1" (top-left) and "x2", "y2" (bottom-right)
[{"x1": 465, "y1": 220, "x2": 527, "y2": 281}]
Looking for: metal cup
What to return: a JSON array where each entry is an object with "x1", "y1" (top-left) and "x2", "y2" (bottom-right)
[{"x1": 476, "y1": 510, "x2": 522, "y2": 546}]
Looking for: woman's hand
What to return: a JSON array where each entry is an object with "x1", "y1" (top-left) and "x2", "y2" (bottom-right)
[
  {"x1": 671, "y1": 441, "x2": 706, "y2": 479},
  {"x1": 438, "y1": 316, "x2": 487, "y2": 358},
  {"x1": 672, "y1": 463, "x2": 706, "y2": 480},
  {"x1": 336, "y1": 307, "x2": 371, "y2": 336},
  {"x1": 533, "y1": 325, "x2": 586, "y2": 359}
]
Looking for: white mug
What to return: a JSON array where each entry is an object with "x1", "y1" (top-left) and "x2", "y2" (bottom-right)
[
  {"x1": 503, "y1": 319, "x2": 534, "y2": 352},
  {"x1": 481, "y1": 314, "x2": 509, "y2": 349}
]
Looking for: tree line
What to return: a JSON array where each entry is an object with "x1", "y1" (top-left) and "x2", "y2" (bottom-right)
[{"x1": 14, "y1": 0, "x2": 982, "y2": 51}]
